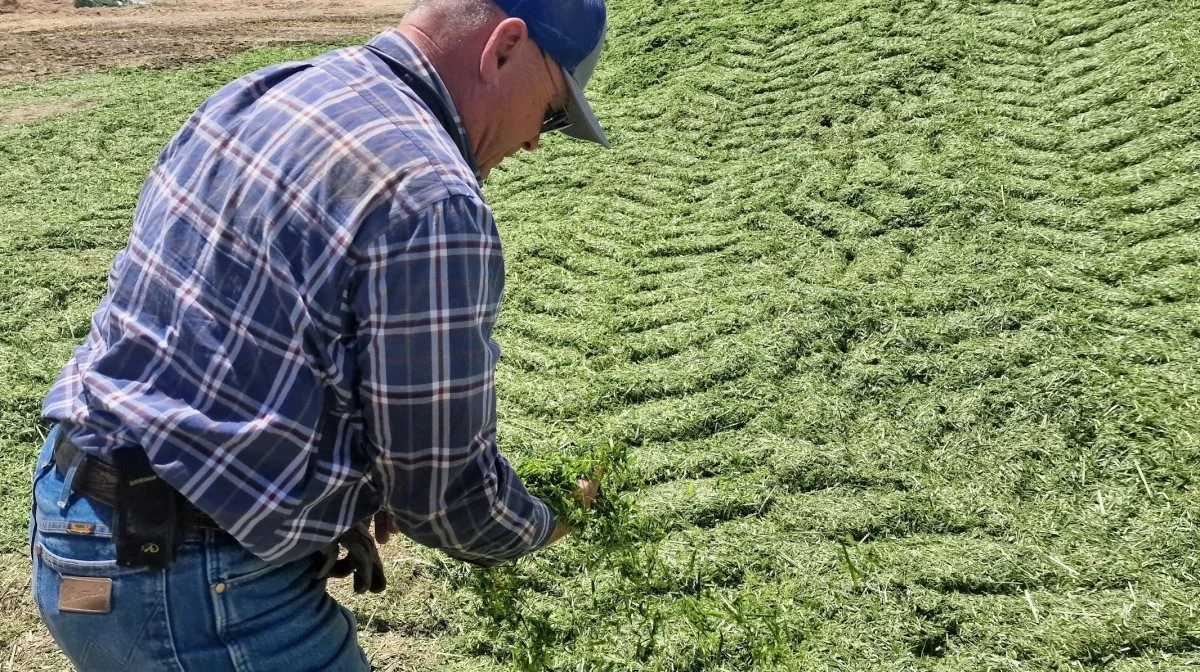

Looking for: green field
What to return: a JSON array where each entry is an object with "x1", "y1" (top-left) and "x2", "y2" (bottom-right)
[{"x1": 2, "y1": 0, "x2": 1199, "y2": 669}]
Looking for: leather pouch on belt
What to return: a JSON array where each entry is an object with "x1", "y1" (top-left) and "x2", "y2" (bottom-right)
[{"x1": 112, "y1": 446, "x2": 179, "y2": 569}]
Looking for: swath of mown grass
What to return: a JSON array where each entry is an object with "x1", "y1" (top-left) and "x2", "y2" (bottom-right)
[
  {"x1": 457, "y1": 0, "x2": 1200, "y2": 668},
  {"x1": 4, "y1": 0, "x2": 1200, "y2": 669}
]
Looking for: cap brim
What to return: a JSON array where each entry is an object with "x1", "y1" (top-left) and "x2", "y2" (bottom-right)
[{"x1": 559, "y1": 68, "x2": 609, "y2": 148}]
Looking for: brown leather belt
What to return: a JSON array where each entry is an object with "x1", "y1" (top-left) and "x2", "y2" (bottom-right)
[{"x1": 53, "y1": 435, "x2": 222, "y2": 531}]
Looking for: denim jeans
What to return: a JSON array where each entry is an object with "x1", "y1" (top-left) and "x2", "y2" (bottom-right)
[{"x1": 29, "y1": 426, "x2": 371, "y2": 672}]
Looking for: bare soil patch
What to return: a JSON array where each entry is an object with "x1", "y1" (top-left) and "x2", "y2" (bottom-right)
[
  {"x1": 0, "y1": 98, "x2": 96, "y2": 127},
  {"x1": 0, "y1": 0, "x2": 408, "y2": 86}
]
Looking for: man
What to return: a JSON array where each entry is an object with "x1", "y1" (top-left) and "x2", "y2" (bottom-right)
[{"x1": 29, "y1": 0, "x2": 608, "y2": 669}]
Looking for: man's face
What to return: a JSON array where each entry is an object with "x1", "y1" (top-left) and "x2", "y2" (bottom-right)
[{"x1": 477, "y1": 38, "x2": 570, "y2": 179}]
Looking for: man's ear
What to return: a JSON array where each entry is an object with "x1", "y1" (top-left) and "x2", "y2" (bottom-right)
[{"x1": 479, "y1": 17, "x2": 528, "y2": 83}]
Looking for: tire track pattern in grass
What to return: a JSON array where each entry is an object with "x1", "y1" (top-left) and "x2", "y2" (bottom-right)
[{"x1": 466, "y1": 0, "x2": 1200, "y2": 668}]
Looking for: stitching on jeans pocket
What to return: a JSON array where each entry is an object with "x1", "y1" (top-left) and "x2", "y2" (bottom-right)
[
  {"x1": 219, "y1": 557, "x2": 286, "y2": 587},
  {"x1": 36, "y1": 543, "x2": 141, "y2": 579},
  {"x1": 79, "y1": 599, "x2": 163, "y2": 669}
]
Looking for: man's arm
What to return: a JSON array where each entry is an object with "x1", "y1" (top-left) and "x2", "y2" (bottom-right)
[{"x1": 350, "y1": 194, "x2": 555, "y2": 566}]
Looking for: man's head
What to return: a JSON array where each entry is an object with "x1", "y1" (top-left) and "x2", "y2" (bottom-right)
[{"x1": 400, "y1": 0, "x2": 608, "y2": 178}]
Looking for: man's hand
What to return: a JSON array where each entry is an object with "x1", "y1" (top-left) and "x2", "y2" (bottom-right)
[
  {"x1": 550, "y1": 476, "x2": 600, "y2": 543},
  {"x1": 576, "y1": 476, "x2": 601, "y2": 508}
]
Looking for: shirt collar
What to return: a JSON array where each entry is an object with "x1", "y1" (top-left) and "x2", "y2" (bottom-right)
[{"x1": 366, "y1": 29, "x2": 482, "y2": 184}]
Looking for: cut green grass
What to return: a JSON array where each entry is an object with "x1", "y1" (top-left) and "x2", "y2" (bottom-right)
[{"x1": 3, "y1": 0, "x2": 1200, "y2": 669}]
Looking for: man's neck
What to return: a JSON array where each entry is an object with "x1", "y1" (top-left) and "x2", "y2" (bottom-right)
[
  {"x1": 396, "y1": 24, "x2": 449, "y2": 68},
  {"x1": 396, "y1": 23, "x2": 482, "y2": 148}
]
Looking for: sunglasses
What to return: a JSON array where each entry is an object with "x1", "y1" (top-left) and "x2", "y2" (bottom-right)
[
  {"x1": 539, "y1": 48, "x2": 574, "y2": 135},
  {"x1": 542, "y1": 109, "x2": 572, "y2": 134}
]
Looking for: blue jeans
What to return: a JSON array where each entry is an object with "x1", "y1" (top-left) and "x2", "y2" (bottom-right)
[{"x1": 29, "y1": 426, "x2": 370, "y2": 672}]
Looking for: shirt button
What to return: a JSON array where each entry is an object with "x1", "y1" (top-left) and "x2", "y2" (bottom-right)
[{"x1": 214, "y1": 583, "x2": 227, "y2": 594}]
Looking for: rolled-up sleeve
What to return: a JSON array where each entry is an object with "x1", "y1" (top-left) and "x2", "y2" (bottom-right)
[{"x1": 351, "y1": 195, "x2": 555, "y2": 566}]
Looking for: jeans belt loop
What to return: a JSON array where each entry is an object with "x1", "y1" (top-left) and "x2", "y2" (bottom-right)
[{"x1": 56, "y1": 445, "x2": 87, "y2": 512}]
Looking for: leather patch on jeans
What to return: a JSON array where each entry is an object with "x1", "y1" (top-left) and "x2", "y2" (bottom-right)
[{"x1": 58, "y1": 576, "x2": 112, "y2": 614}]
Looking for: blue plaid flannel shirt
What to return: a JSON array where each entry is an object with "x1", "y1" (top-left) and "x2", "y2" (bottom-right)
[{"x1": 42, "y1": 30, "x2": 557, "y2": 565}]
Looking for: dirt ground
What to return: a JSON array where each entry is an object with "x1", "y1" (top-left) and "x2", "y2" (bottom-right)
[{"x1": 0, "y1": 0, "x2": 410, "y2": 86}]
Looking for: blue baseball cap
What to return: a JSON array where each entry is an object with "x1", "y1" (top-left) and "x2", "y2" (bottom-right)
[{"x1": 491, "y1": 0, "x2": 610, "y2": 148}]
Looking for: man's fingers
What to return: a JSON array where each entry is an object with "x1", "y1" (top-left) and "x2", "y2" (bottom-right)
[
  {"x1": 575, "y1": 477, "x2": 600, "y2": 509},
  {"x1": 550, "y1": 521, "x2": 572, "y2": 543}
]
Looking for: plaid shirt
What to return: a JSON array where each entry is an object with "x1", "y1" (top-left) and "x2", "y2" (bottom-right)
[{"x1": 42, "y1": 30, "x2": 556, "y2": 565}]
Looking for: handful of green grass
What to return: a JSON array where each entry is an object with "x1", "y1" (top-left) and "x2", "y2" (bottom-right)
[
  {"x1": 463, "y1": 440, "x2": 642, "y2": 670},
  {"x1": 515, "y1": 439, "x2": 633, "y2": 545}
]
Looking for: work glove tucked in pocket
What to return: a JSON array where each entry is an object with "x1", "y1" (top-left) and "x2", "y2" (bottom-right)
[{"x1": 311, "y1": 521, "x2": 386, "y2": 594}]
